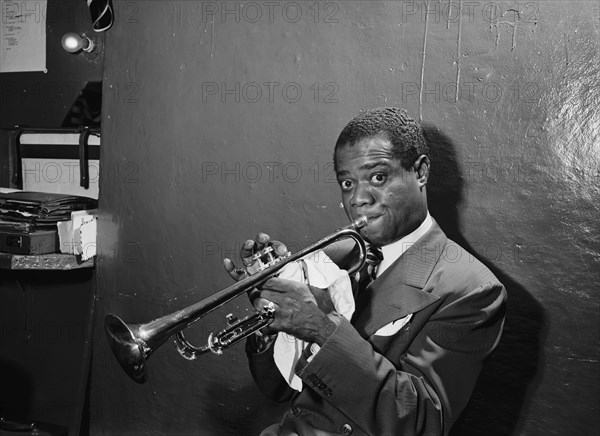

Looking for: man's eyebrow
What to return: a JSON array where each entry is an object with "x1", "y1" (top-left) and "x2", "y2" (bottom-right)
[
  {"x1": 336, "y1": 161, "x2": 392, "y2": 178},
  {"x1": 359, "y1": 161, "x2": 392, "y2": 171}
]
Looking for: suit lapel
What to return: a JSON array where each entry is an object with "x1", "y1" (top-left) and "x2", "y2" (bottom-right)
[{"x1": 351, "y1": 219, "x2": 447, "y2": 338}]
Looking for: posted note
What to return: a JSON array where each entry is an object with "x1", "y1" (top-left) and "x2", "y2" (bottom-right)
[{"x1": 1, "y1": 0, "x2": 47, "y2": 73}]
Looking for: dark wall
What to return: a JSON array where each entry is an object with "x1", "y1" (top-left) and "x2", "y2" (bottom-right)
[{"x1": 90, "y1": 1, "x2": 599, "y2": 435}]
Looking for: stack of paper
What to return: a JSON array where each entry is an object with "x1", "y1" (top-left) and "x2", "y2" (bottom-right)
[{"x1": 0, "y1": 191, "x2": 97, "y2": 229}]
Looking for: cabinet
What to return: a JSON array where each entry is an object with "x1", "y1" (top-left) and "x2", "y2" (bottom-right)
[{"x1": 0, "y1": 254, "x2": 95, "y2": 435}]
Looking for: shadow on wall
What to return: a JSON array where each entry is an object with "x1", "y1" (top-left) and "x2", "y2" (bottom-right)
[{"x1": 423, "y1": 125, "x2": 548, "y2": 436}]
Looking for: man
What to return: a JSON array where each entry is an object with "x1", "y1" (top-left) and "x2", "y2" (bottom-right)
[{"x1": 224, "y1": 107, "x2": 507, "y2": 435}]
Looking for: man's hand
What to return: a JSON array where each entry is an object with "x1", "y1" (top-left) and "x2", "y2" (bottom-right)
[
  {"x1": 223, "y1": 233, "x2": 338, "y2": 345},
  {"x1": 223, "y1": 232, "x2": 289, "y2": 281},
  {"x1": 223, "y1": 233, "x2": 289, "y2": 339},
  {"x1": 258, "y1": 278, "x2": 337, "y2": 346}
]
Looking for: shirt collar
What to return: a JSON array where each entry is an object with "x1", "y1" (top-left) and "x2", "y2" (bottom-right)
[{"x1": 376, "y1": 212, "x2": 433, "y2": 278}]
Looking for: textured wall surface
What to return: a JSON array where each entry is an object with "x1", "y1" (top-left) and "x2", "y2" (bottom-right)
[{"x1": 90, "y1": 1, "x2": 599, "y2": 435}]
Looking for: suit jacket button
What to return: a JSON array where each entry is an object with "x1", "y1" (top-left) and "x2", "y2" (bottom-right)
[
  {"x1": 341, "y1": 423, "x2": 353, "y2": 435},
  {"x1": 290, "y1": 406, "x2": 301, "y2": 417}
]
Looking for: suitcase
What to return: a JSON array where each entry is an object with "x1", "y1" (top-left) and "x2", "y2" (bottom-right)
[{"x1": 0, "y1": 229, "x2": 58, "y2": 255}]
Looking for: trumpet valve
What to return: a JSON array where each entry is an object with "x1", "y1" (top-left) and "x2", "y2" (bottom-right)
[{"x1": 252, "y1": 246, "x2": 291, "y2": 272}]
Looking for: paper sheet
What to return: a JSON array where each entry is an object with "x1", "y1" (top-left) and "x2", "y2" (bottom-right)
[
  {"x1": 57, "y1": 209, "x2": 97, "y2": 260},
  {"x1": 1, "y1": 0, "x2": 47, "y2": 73}
]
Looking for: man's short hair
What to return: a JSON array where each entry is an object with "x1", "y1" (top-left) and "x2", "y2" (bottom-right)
[{"x1": 334, "y1": 107, "x2": 428, "y2": 171}]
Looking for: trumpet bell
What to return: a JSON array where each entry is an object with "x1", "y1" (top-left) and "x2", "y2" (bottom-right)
[{"x1": 105, "y1": 314, "x2": 148, "y2": 383}]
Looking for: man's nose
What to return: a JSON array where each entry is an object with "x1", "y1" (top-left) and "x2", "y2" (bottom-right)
[{"x1": 351, "y1": 182, "x2": 375, "y2": 208}]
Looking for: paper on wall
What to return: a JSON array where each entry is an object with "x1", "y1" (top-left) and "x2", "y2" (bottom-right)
[{"x1": 1, "y1": 0, "x2": 47, "y2": 73}]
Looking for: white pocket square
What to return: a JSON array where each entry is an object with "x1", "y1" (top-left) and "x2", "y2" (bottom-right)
[{"x1": 374, "y1": 314, "x2": 413, "y2": 336}]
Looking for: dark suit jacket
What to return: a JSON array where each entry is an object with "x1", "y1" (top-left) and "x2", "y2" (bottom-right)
[{"x1": 247, "y1": 219, "x2": 507, "y2": 436}]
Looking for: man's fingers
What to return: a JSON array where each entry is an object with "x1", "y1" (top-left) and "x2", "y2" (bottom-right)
[
  {"x1": 223, "y1": 258, "x2": 246, "y2": 281},
  {"x1": 253, "y1": 296, "x2": 278, "y2": 311},
  {"x1": 255, "y1": 232, "x2": 270, "y2": 248},
  {"x1": 271, "y1": 240, "x2": 289, "y2": 257},
  {"x1": 241, "y1": 239, "x2": 256, "y2": 266},
  {"x1": 239, "y1": 234, "x2": 287, "y2": 272},
  {"x1": 223, "y1": 257, "x2": 235, "y2": 273},
  {"x1": 258, "y1": 290, "x2": 285, "y2": 306},
  {"x1": 247, "y1": 287, "x2": 261, "y2": 302}
]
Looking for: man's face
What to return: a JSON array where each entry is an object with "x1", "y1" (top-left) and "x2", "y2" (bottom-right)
[{"x1": 335, "y1": 135, "x2": 428, "y2": 246}]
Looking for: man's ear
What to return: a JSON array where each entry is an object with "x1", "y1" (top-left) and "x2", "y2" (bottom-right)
[{"x1": 414, "y1": 155, "x2": 430, "y2": 187}]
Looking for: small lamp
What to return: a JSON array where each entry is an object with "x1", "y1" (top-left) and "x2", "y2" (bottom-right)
[
  {"x1": 61, "y1": 32, "x2": 96, "y2": 53},
  {"x1": 61, "y1": 32, "x2": 103, "y2": 61}
]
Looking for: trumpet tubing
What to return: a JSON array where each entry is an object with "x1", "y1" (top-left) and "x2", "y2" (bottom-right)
[{"x1": 104, "y1": 216, "x2": 368, "y2": 383}]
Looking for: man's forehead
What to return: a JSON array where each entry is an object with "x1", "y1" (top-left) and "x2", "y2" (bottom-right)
[
  {"x1": 343, "y1": 134, "x2": 392, "y2": 148},
  {"x1": 335, "y1": 136, "x2": 396, "y2": 164}
]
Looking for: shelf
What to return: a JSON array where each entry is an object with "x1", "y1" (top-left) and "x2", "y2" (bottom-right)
[{"x1": 0, "y1": 252, "x2": 94, "y2": 270}]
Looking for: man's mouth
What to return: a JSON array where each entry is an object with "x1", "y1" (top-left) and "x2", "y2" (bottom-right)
[
  {"x1": 365, "y1": 214, "x2": 382, "y2": 223},
  {"x1": 359, "y1": 214, "x2": 383, "y2": 228}
]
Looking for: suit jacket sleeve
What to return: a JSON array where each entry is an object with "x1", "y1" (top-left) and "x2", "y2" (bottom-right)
[{"x1": 294, "y1": 281, "x2": 507, "y2": 436}]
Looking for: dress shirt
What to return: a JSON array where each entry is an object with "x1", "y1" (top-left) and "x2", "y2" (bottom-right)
[
  {"x1": 367, "y1": 212, "x2": 432, "y2": 336},
  {"x1": 376, "y1": 211, "x2": 433, "y2": 278}
]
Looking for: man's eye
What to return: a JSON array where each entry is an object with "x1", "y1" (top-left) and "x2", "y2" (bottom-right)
[
  {"x1": 370, "y1": 174, "x2": 387, "y2": 185},
  {"x1": 339, "y1": 180, "x2": 354, "y2": 191}
]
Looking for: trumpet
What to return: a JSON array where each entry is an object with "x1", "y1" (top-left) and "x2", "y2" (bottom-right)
[{"x1": 104, "y1": 216, "x2": 368, "y2": 383}]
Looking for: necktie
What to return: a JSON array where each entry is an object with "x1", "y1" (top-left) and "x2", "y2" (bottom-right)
[
  {"x1": 356, "y1": 245, "x2": 383, "y2": 294},
  {"x1": 365, "y1": 245, "x2": 383, "y2": 281},
  {"x1": 352, "y1": 245, "x2": 383, "y2": 323}
]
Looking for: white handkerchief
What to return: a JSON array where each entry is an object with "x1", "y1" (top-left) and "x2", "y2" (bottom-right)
[
  {"x1": 373, "y1": 314, "x2": 412, "y2": 336},
  {"x1": 273, "y1": 250, "x2": 354, "y2": 391}
]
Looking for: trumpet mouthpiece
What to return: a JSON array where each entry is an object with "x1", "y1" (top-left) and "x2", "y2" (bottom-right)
[{"x1": 352, "y1": 215, "x2": 369, "y2": 229}]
